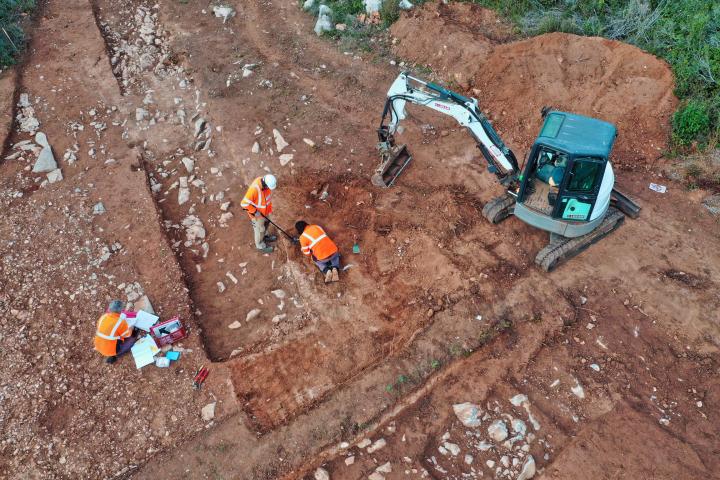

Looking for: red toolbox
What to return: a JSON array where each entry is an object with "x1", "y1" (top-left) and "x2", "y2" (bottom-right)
[{"x1": 150, "y1": 316, "x2": 188, "y2": 346}]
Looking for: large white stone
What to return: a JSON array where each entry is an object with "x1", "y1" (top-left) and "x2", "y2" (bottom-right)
[
  {"x1": 364, "y1": 0, "x2": 382, "y2": 14},
  {"x1": 46, "y1": 169, "x2": 63, "y2": 183},
  {"x1": 313, "y1": 468, "x2": 330, "y2": 480},
  {"x1": 201, "y1": 402, "x2": 216, "y2": 421},
  {"x1": 517, "y1": 455, "x2": 536, "y2": 480},
  {"x1": 488, "y1": 419, "x2": 508, "y2": 442},
  {"x1": 273, "y1": 128, "x2": 289, "y2": 152},
  {"x1": 453, "y1": 402, "x2": 482, "y2": 428},
  {"x1": 33, "y1": 147, "x2": 57, "y2": 173}
]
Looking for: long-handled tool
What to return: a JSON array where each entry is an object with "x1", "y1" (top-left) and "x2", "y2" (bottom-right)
[{"x1": 258, "y1": 212, "x2": 299, "y2": 244}]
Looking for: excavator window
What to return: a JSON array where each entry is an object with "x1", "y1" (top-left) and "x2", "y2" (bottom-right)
[
  {"x1": 567, "y1": 158, "x2": 601, "y2": 192},
  {"x1": 535, "y1": 148, "x2": 567, "y2": 187}
]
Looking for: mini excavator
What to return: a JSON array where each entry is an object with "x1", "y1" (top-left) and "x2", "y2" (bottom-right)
[{"x1": 374, "y1": 72, "x2": 640, "y2": 271}]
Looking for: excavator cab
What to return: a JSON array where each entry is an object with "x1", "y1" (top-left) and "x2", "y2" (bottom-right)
[{"x1": 514, "y1": 111, "x2": 616, "y2": 238}]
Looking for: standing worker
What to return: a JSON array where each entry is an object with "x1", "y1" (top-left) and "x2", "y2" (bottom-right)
[
  {"x1": 295, "y1": 220, "x2": 341, "y2": 283},
  {"x1": 94, "y1": 300, "x2": 136, "y2": 364},
  {"x1": 240, "y1": 174, "x2": 278, "y2": 253}
]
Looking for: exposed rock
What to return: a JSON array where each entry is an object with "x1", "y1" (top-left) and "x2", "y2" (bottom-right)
[
  {"x1": 488, "y1": 419, "x2": 508, "y2": 442},
  {"x1": 228, "y1": 321, "x2": 242, "y2": 329},
  {"x1": 313, "y1": 468, "x2": 330, "y2": 480},
  {"x1": 213, "y1": 5, "x2": 236, "y2": 23},
  {"x1": 367, "y1": 438, "x2": 386, "y2": 453},
  {"x1": 135, "y1": 108, "x2": 149, "y2": 122},
  {"x1": 46, "y1": 169, "x2": 63, "y2": 183},
  {"x1": 219, "y1": 212, "x2": 234, "y2": 226},
  {"x1": 364, "y1": 0, "x2": 382, "y2": 14},
  {"x1": 464, "y1": 454, "x2": 473, "y2": 465},
  {"x1": 279, "y1": 153, "x2": 294, "y2": 166},
  {"x1": 376, "y1": 462, "x2": 392, "y2": 474},
  {"x1": 368, "y1": 473, "x2": 384, "y2": 480},
  {"x1": 246, "y1": 308, "x2": 261, "y2": 322},
  {"x1": 511, "y1": 418, "x2": 527, "y2": 436},
  {"x1": 517, "y1": 455, "x2": 536, "y2": 480},
  {"x1": 303, "y1": 138, "x2": 315, "y2": 147},
  {"x1": 135, "y1": 295, "x2": 155, "y2": 315},
  {"x1": 273, "y1": 128, "x2": 289, "y2": 152},
  {"x1": 201, "y1": 402, "x2": 216, "y2": 421},
  {"x1": 178, "y1": 187, "x2": 190, "y2": 205},
  {"x1": 217, "y1": 282, "x2": 226, "y2": 293},
  {"x1": 443, "y1": 442, "x2": 460, "y2": 456},
  {"x1": 182, "y1": 215, "x2": 206, "y2": 242},
  {"x1": 271, "y1": 289, "x2": 286, "y2": 299},
  {"x1": 703, "y1": 194, "x2": 720, "y2": 216},
  {"x1": 194, "y1": 117, "x2": 207, "y2": 138},
  {"x1": 93, "y1": 202, "x2": 106, "y2": 215},
  {"x1": 314, "y1": 5, "x2": 334, "y2": 35},
  {"x1": 181, "y1": 156, "x2": 194, "y2": 173},
  {"x1": 510, "y1": 394, "x2": 528, "y2": 407},
  {"x1": 453, "y1": 402, "x2": 482, "y2": 428},
  {"x1": 571, "y1": 381, "x2": 585, "y2": 399},
  {"x1": 345, "y1": 455, "x2": 355, "y2": 466},
  {"x1": 399, "y1": 0, "x2": 413, "y2": 9},
  {"x1": 251, "y1": 141, "x2": 260, "y2": 154},
  {"x1": 357, "y1": 438, "x2": 371, "y2": 448},
  {"x1": 33, "y1": 143, "x2": 57, "y2": 173},
  {"x1": 303, "y1": 0, "x2": 315, "y2": 10}
]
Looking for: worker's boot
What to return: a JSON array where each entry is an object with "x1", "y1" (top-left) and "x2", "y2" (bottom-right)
[
  {"x1": 324, "y1": 269, "x2": 333, "y2": 283},
  {"x1": 105, "y1": 356, "x2": 117, "y2": 364},
  {"x1": 331, "y1": 268, "x2": 340, "y2": 282},
  {"x1": 257, "y1": 246, "x2": 274, "y2": 254},
  {"x1": 264, "y1": 235, "x2": 278, "y2": 243}
]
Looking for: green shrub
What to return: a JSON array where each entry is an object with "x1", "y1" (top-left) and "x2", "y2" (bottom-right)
[
  {"x1": 379, "y1": 0, "x2": 401, "y2": 27},
  {"x1": 673, "y1": 100, "x2": 711, "y2": 146},
  {"x1": 0, "y1": 0, "x2": 35, "y2": 67}
]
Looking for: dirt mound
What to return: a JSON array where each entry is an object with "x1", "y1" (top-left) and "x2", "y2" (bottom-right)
[
  {"x1": 390, "y1": 2, "x2": 512, "y2": 89},
  {"x1": 391, "y1": 2, "x2": 677, "y2": 166}
]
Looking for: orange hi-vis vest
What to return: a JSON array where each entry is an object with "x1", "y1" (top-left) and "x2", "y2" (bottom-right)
[
  {"x1": 300, "y1": 225, "x2": 338, "y2": 261},
  {"x1": 240, "y1": 177, "x2": 273, "y2": 219},
  {"x1": 94, "y1": 312, "x2": 132, "y2": 356}
]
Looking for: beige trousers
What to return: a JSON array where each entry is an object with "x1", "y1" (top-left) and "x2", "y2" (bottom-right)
[{"x1": 252, "y1": 216, "x2": 269, "y2": 249}]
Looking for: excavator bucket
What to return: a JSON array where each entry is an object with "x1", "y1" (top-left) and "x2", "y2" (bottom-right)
[{"x1": 372, "y1": 144, "x2": 412, "y2": 187}]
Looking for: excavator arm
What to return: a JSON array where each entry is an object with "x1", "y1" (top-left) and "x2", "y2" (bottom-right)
[{"x1": 375, "y1": 72, "x2": 520, "y2": 187}]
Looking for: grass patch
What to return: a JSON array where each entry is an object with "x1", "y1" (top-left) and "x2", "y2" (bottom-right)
[
  {"x1": 469, "y1": 0, "x2": 720, "y2": 149},
  {"x1": 0, "y1": 0, "x2": 35, "y2": 68}
]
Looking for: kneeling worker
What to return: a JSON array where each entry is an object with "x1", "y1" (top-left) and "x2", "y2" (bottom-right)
[
  {"x1": 295, "y1": 221, "x2": 341, "y2": 283},
  {"x1": 240, "y1": 174, "x2": 278, "y2": 254},
  {"x1": 94, "y1": 300, "x2": 136, "y2": 364}
]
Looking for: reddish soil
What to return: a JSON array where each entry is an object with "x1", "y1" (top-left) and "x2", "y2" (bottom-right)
[
  {"x1": 392, "y1": 2, "x2": 677, "y2": 168},
  {"x1": 0, "y1": 1, "x2": 718, "y2": 479}
]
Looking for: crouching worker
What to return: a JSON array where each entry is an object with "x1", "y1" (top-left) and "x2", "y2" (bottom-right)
[
  {"x1": 295, "y1": 221, "x2": 341, "y2": 283},
  {"x1": 94, "y1": 300, "x2": 136, "y2": 364}
]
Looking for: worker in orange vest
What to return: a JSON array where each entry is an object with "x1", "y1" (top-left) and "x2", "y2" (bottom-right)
[
  {"x1": 295, "y1": 221, "x2": 341, "y2": 283},
  {"x1": 94, "y1": 300, "x2": 136, "y2": 364},
  {"x1": 240, "y1": 174, "x2": 277, "y2": 253}
]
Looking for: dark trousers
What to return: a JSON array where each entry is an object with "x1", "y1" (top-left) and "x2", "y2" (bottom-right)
[
  {"x1": 115, "y1": 336, "x2": 137, "y2": 357},
  {"x1": 314, "y1": 252, "x2": 341, "y2": 273}
]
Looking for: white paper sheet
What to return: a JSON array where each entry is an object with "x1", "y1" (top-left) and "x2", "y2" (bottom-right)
[
  {"x1": 135, "y1": 310, "x2": 160, "y2": 332},
  {"x1": 131, "y1": 336, "x2": 160, "y2": 369}
]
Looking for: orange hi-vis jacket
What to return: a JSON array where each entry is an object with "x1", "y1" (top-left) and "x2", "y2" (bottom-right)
[
  {"x1": 240, "y1": 177, "x2": 273, "y2": 219},
  {"x1": 300, "y1": 225, "x2": 338, "y2": 261},
  {"x1": 94, "y1": 312, "x2": 132, "y2": 356}
]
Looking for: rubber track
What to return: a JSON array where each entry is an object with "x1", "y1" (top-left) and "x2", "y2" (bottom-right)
[
  {"x1": 535, "y1": 207, "x2": 625, "y2": 271},
  {"x1": 482, "y1": 193, "x2": 516, "y2": 224}
]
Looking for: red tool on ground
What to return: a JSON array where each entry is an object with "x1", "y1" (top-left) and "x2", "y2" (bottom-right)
[{"x1": 192, "y1": 365, "x2": 209, "y2": 389}]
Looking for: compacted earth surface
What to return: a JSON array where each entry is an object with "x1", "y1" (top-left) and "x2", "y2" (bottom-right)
[{"x1": 0, "y1": 1, "x2": 718, "y2": 479}]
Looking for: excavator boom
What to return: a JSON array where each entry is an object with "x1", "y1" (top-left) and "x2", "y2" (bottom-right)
[{"x1": 374, "y1": 72, "x2": 519, "y2": 187}]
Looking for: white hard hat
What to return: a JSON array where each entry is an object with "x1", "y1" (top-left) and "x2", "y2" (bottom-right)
[{"x1": 263, "y1": 174, "x2": 277, "y2": 190}]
